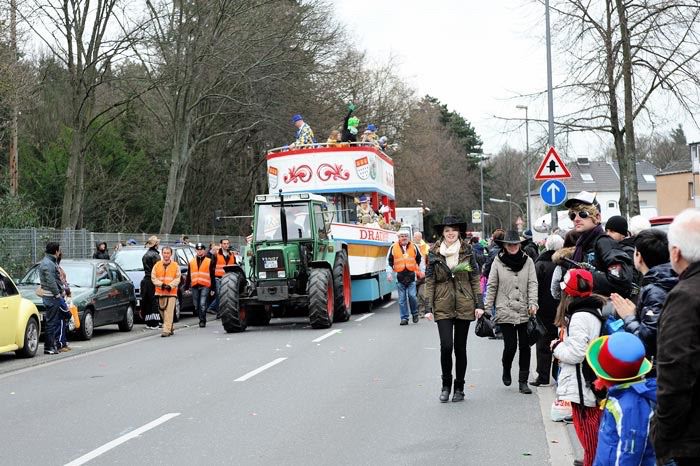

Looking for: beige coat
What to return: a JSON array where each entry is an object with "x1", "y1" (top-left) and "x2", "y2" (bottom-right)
[{"x1": 484, "y1": 254, "x2": 538, "y2": 325}]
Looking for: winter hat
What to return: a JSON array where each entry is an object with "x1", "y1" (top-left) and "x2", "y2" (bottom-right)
[
  {"x1": 560, "y1": 269, "x2": 593, "y2": 298},
  {"x1": 367, "y1": 124, "x2": 377, "y2": 132},
  {"x1": 586, "y1": 333, "x2": 652, "y2": 382},
  {"x1": 605, "y1": 215, "x2": 629, "y2": 236},
  {"x1": 291, "y1": 114, "x2": 303, "y2": 123}
]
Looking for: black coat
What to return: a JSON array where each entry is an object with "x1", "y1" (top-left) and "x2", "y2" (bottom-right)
[
  {"x1": 523, "y1": 239, "x2": 539, "y2": 261},
  {"x1": 340, "y1": 110, "x2": 357, "y2": 143},
  {"x1": 142, "y1": 247, "x2": 161, "y2": 281},
  {"x1": 482, "y1": 244, "x2": 501, "y2": 278},
  {"x1": 651, "y1": 261, "x2": 700, "y2": 461},
  {"x1": 534, "y1": 250, "x2": 559, "y2": 329},
  {"x1": 622, "y1": 262, "x2": 678, "y2": 359}
]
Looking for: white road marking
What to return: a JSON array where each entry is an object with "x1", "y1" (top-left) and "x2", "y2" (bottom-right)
[
  {"x1": 311, "y1": 329, "x2": 341, "y2": 343},
  {"x1": 234, "y1": 357, "x2": 287, "y2": 382},
  {"x1": 380, "y1": 300, "x2": 394, "y2": 309},
  {"x1": 354, "y1": 313, "x2": 374, "y2": 322},
  {"x1": 64, "y1": 413, "x2": 180, "y2": 466}
]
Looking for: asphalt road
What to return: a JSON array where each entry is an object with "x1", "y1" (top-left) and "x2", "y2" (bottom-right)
[{"x1": 0, "y1": 298, "x2": 572, "y2": 466}]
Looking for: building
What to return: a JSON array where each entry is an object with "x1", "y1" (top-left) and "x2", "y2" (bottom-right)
[
  {"x1": 528, "y1": 158, "x2": 659, "y2": 227},
  {"x1": 656, "y1": 143, "x2": 700, "y2": 214}
]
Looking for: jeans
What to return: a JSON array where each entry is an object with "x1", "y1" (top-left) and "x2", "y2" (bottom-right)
[
  {"x1": 207, "y1": 278, "x2": 222, "y2": 313},
  {"x1": 191, "y1": 286, "x2": 209, "y2": 321},
  {"x1": 437, "y1": 318, "x2": 470, "y2": 389},
  {"x1": 42, "y1": 296, "x2": 61, "y2": 351},
  {"x1": 396, "y1": 281, "x2": 417, "y2": 320},
  {"x1": 501, "y1": 322, "x2": 531, "y2": 382}
]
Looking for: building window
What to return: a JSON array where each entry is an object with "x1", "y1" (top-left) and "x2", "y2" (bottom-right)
[
  {"x1": 580, "y1": 173, "x2": 594, "y2": 182},
  {"x1": 643, "y1": 174, "x2": 656, "y2": 183},
  {"x1": 690, "y1": 182, "x2": 696, "y2": 200},
  {"x1": 607, "y1": 201, "x2": 617, "y2": 209}
]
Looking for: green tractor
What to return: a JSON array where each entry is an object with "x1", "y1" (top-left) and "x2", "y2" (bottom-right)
[{"x1": 218, "y1": 192, "x2": 352, "y2": 332}]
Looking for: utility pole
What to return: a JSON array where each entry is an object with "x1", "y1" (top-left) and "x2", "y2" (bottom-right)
[
  {"x1": 545, "y1": 0, "x2": 557, "y2": 230},
  {"x1": 9, "y1": 0, "x2": 19, "y2": 196},
  {"x1": 516, "y1": 105, "x2": 531, "y2": 232}
]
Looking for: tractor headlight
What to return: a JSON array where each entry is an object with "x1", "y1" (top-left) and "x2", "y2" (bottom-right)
[
  {"x1": 258, "y1": 271, "x2": 267, "y2": 279},
  {"x1": 277, "y1": 270, "x2": 286, "y2": 278}
]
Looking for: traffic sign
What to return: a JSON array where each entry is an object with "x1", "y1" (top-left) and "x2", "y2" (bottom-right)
[
  {"x1": 471, "y1": 210, "x2": 482, "y2": 224},
  {"x1": 540, "y1": 179, "x2": 567, "y2": 206},
  {"x1": 534, "y1": 147, "x2": 571, "y2": 180}
]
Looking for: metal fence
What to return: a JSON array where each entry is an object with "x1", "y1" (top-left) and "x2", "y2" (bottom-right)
[{"x1": 0, "y1": 229, "x2": 246, "y2": 278}]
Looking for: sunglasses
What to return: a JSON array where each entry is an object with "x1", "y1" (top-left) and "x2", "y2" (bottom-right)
[{"x1": 568, "y1": 210, "x2": 590, "y2": 221}]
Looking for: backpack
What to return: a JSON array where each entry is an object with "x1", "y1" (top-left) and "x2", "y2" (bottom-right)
[{"x1": 567, "y1": 307, "x2": 607, "y2": 403}]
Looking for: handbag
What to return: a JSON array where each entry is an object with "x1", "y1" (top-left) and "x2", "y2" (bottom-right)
[
  {"x1": 475, "y1": 313, "x2": 496, "y2": 338},
  {"x1": 527, "y1": 315, "x2": 546, "y2": 346}
]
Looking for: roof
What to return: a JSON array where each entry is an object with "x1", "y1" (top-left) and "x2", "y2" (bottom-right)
[
  {"x1": 657, "y1": 159, "x2": 692, "y2": 176},
  {"x1": 531, "y1": 158, "x2": 658, "y2": 194}
]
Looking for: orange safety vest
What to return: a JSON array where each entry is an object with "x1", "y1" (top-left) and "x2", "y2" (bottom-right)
[
  {"x1": 392, "y1": 242, "x2": 419, "y2": 273},
  {"x1": 215, "y1": 252, "x2": 236, "y2": 277},
  {"x1": 189, "y1": 257, "x2": 212, "y2": 288},
  {"x1": 154, "y1": 261, "x2": 179, "y2": 296}
]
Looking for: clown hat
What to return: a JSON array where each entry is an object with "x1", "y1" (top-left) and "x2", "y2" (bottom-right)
[
  {"x1": 586, "y1": 333, "x2": 652, "y2": 382},
  {"x1": 560, "y1": 269, "x2": 593, "y2": 298}
]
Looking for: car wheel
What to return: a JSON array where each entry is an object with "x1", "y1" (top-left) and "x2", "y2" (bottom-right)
[
  {"x1": 16, "y1": 317, "x2": 39, "y2": 358},
  {"x1": 118, "y1": 305, "x2": 134, "y2": 332},
  {"x1": 79, "y1": 309, "x2": 94, "y2": 340}
]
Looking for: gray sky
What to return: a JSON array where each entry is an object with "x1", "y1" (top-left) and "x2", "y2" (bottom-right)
[{"x1": 331, "y1": 0, "x2": 700, "y2": 160}]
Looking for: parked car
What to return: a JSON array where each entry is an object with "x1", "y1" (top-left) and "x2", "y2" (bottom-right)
[
  {"x1": 0, "y1": 266, "x2": 41, "y2": 358},
  {"x1": 650, "y1": 215, "x2": 674, "y2": 232},
  {"x1": 112, "y1": 245, "x2": 196, "y2": 321},
  {"x1": 16, "y1": 259, "x2": 136, "y2": 340}
]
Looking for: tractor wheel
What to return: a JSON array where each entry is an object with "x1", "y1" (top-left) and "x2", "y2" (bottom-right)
[
  {"x1": 220, "y1": 273, "x2": 247, "y2": 333},
  {"x1": 332, "y1": 250, "x2": 352, "y2": 322},
  {"x1": 308, "y1": 268, "x2": 334, "y2": 329}
]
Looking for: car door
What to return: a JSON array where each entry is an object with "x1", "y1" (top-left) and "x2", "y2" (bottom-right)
[
  {"x1": 0, "y1": 271, "x2": 21, "y2": 348},
  {"x1": 108, "y1": 263, "x2": 130, "y2": 322},
  {"x1": 93, "y1": 263, "x2": 114, "y2": 326}
]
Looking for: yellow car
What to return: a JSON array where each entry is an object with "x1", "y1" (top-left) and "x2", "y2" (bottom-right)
[{"x1": 0, "y1": 266, "x2": 41, "y2": 357}]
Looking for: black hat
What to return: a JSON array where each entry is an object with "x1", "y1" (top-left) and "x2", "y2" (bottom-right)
[
  {"x1": 433, "y1": 215, "x2": 467, "y2": 234},
  {"x1": 195, "y1": 242, "x2": 206, "y2": 250},
  {"x1": 605, "y1": 216, "x2": 629, "y2": 236},
  {"x1": 497, "y1": 230, "x2": 526, "y2": 245}
]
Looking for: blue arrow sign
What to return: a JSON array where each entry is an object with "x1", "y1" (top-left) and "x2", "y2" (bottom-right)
[{"x1": 540, "y1": 179, "x2": 567, "y2": 206}]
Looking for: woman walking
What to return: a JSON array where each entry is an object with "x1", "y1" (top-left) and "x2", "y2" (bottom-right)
[
  {"x1": 484, "y1": 230, "x2": 538, "y2": 394},
  {"x1": 424, "y1": 216, "x2": 484, "y2": 403},
  {"x1": 551, "y1": 269, "x2": 605, "y2": 466}
]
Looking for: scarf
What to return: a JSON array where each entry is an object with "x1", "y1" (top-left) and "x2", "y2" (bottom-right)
[
  {"x1": 498, "y1": 249, "x2": 528, "y2": 272},
  {"x1": 572, "y1": 225, "x2": 604, "y2": 262},
  {"x1": 440, "y1": 240, "x2": 461, "y2": 270}
]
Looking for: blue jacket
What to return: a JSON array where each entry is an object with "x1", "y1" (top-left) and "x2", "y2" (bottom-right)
[
  {"x1": 622, "y1": 263, "x2": 678, "y2": 360},
  {"x1": 594, "y1": 378, "x2": 657, "y2": 466}
]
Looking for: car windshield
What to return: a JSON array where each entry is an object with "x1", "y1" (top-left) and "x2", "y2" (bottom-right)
[
  {"x1": 255, "y1": 203, "x2": 312, "y2": 241},
  {"x1": 113, "y1": 249, "x2": 145, "y2": 271},
  {"x1": 18, "y1": 263, "x2": 94, "y2": 288}
]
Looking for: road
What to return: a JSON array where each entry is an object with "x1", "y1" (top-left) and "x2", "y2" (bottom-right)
[{"x1": 0, "y1": 298, "x2": 574, "y2": 465}]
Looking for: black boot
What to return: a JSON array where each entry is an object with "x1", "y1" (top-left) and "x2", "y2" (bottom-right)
[
  {"x1": 502, "y1": 366, "x2": 512, "y2": 386},
  {"x1": 518, "y1": 371, "x2": 532, "y2": 394},
  {"x1": 440, "y1": 376, "x2": 452, "y2": 403},
  {"x1": 452, "y1": 380, "x2": 465, "y2": 402}
]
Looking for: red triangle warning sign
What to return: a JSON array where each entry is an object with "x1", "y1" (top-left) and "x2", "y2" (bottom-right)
[{"x1": 534, "y1": 147, "x2": 571, "y2": 180}]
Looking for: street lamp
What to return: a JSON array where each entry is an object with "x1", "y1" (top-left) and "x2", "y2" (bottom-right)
[
  {"x1": 490, "y1": 196, "x2": 525, "y2": 229},
  {"x1": 470, "y1": 154, "x2": 490, "y2": 240},
  {"x1": 516, "y1": 104, "x2": 532, "y2": 232}
]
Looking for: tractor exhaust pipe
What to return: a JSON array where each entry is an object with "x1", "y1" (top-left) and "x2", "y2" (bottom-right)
[{"x1": 279, "y1": 189, "x2": 288, "y2": 245}]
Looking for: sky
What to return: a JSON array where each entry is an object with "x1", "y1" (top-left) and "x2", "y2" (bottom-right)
[{"x1": 330, "y1": 0, "x2": 700, "y2": 161}]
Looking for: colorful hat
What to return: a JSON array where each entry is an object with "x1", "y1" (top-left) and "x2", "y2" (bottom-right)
[
  {"x1": 586, "y1": 333, "x2": 653, "y2": 382},
  {"x1": 291, "y1": 114, "x2": 303, "y2": 123},
  {"x1": 358, "y1": 195, "x2": 370, "y2": 203},
  {"x1": 348, "y1": 116, "x2": 360, "y2": 128},
  {"x1": 560, "y1": 269, "x2": 593, "y2": 297},
  {"x1": 367, "y1": 124, "x2": 377, "y2": 132}
]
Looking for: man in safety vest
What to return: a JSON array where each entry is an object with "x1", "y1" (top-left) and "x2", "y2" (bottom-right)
[
  {"x1": 208, "y1": 238, "x2": 236, "y2": 318},
  {"x1": 386, "y1": 231, "x2": 425, "y2": 325},
  {"x1": 186, "y1": 243, "x2": 214, "y2": 328},
  {"x1": 151, "y1": 246, "x2": 181, "y2": 337},
  {"x1": 414, "y1": 231, "x2": 430, "y2": 318}
]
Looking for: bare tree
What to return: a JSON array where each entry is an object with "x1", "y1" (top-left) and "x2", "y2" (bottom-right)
[{"x1": 547, "y1": 0, "x2": 700, "y2": 216}]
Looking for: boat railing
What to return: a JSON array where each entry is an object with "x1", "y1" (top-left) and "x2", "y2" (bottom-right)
[{"x1": 266, "y1": 141, "x2": 390, "y2": 157}]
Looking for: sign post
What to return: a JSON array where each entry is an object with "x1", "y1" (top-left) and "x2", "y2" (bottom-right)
[{"x1": 535, "y1": 147, "x2": 570, "y2": 231}]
